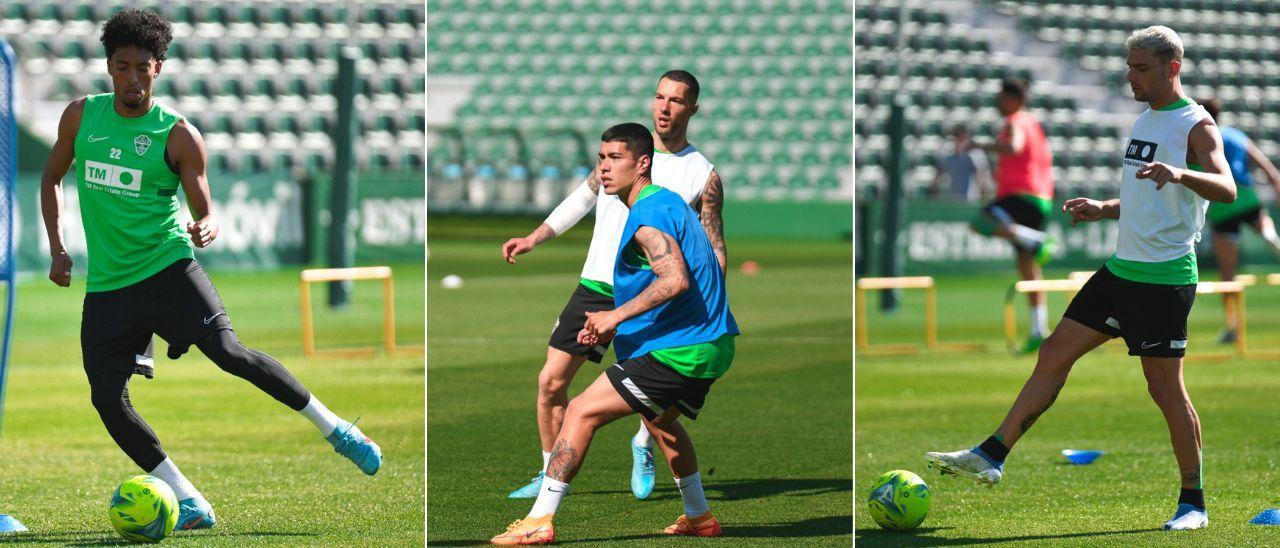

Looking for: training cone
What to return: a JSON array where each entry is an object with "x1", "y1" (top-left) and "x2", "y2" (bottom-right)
[
  {"x1": 1250, "y1": 508, "x2": 1280, "y2": 525},
  {"x1": 0, "y1": 514, "x2": 27, "y2": 533},
  {"x1": 1061, "y1": 449, "x2": 1103, "y2": 465}
]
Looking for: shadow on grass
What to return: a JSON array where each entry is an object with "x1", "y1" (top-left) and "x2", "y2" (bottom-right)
[
  {"x1": 854, "y1": 526, "x2": 1155, "y2": 546},
  {"x1": 1, "y1": 530, "x2": 319, "y2": 546},
  {"x1": 578, "y1": 477, "x2": 852, "y2": 503},
  {"x1": 430, "y1": 516, "x2": 852, "y2": 546}
]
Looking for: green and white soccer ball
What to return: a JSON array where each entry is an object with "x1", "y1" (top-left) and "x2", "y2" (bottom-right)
[
  {"x1": 109, "y1": 475, "x2": 178, "y2": 543},
  {"x1": 867, "y1": 469, "x2": 931, "y2": 531}
]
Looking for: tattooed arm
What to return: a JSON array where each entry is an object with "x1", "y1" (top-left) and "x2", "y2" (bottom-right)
[
  {"x1": 501, "y1": 170, "x2": 602, "y2": 263},
  {"x1": 578, "y1": 226, "x2": 689, "y2": 344},
  {"x1": 699, "y1": 169, "x2": 727, "y2": 273}
]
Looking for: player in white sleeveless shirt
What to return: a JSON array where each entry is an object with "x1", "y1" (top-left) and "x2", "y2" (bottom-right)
[
  {"x1": 500, "y1": 70, "x2": 726, "y2": 501},
  {"x1": 925, "y1": 26, "x2": 1235, "y2": 532}
]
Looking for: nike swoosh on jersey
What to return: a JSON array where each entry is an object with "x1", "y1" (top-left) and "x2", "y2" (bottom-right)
[
  {"x1": 87, "y1": 135, "x2": 110, "y2": 142},
  {"x1": 203, "y1": 313, "x2": 225, "y2": 325}
]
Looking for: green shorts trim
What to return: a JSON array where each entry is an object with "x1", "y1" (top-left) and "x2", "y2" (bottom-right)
[
  {"x1": 1105, "y1": 252, "x2": 1198, "y2": 285},
  {"x1": 650, "y1": 334, "x2": 736, "y2": 379},
  {"x1": 578, "y1": 278, "x2": 613, "y2": 298}
]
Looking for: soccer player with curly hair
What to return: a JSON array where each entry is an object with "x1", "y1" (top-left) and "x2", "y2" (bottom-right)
[{"x1": 38, "y1": 8, "x2": 383, "y2": 531}]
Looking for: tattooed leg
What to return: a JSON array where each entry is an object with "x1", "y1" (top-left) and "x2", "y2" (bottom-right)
[
  {"x1": 1142, "y1": 356, "x2": 1203, "y2": 489},
  {"x1": 994, "y1": 318, "x2": 1109, "y2": 448}
]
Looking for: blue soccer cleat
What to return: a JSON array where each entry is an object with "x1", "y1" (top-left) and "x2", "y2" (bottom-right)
[
  {"x1": 327, "y1": 419, "x2": 382, "y2": 475},
  {"x1": 925, "y1": 447, "x2": 1004, "y2": 486},
  {"x1": 1165, "y1": 503, "x2": 1208, "y2": 530},
  {"x1": 507, "y1": 471, "x2": 544, "y2": 499},
  {"x1": 630, "y1": 439, "x2": 655, "y2": 500},
  {"x1": 176, "y1": 496, "x2": 216, "y2": 531}
]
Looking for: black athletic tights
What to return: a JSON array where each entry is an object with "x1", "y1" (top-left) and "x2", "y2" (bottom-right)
[{"x1": 89, "y1": 330, "x2": 310, "y2": 470}]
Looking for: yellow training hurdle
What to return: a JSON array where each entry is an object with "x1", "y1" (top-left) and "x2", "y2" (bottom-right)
[
  {"x1": 856, "y1": 276, "x2": 985, "y2": 355},
  {"x1": 299, "y1": 266, "x2": 398, "y2": 358}
]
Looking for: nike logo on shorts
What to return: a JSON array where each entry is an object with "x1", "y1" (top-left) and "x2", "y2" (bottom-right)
[
  {"x1": 87, "y1": 134, "x2": 110, "y2": 142},
  {"x1": 1141, "y1": 341, "x2": 1161, "y2": 349},
  {"x1": 203, "y1": 313, "x2": 225, "y2": 325}
]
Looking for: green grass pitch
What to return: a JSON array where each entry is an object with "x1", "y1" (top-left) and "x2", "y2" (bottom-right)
[
  {"x1": 427, "y1": 216, "x2": 853, "y2": 545},
  {"x1": 856, "y1": 268, "x2": 1280, "y2": 545},
  {"x1": 0, "y1": 262, "x2": 424, "y2": 545}
]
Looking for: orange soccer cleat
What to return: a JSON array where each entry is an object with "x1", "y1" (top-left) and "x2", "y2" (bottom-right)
[
  {"x1": 663, "y1": 512, "x2": 722, "y2": 537},
  {"x1": 491, "y1": 514, "x2": 555, "y2": 545}
]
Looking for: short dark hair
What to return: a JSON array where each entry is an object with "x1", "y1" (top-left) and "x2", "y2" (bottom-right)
[
  {"x1": 999, "y1": 78, "x2": 1028, "y2": 101},
  {"x1": 101, "y1": 8, "x2": 172, "y2": 61},
  {"x1": 658, "y1": 69, "x2": 700, "y2": 103},
  {"x1": 601, "y1": 122, "x2": 653, "y2": 173},
  {"x1": 1201, "y1": 97, "x2": 1221, "y2": 121}
]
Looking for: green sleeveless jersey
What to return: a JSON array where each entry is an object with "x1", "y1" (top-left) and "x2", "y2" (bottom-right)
[{"x1": 73, "y1": 93, "x2": 193, "y2": 292}]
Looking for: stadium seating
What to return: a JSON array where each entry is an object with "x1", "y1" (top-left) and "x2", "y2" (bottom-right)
[
  {"x1": 988, "y1": 0, "x2": 1280, "y2": 177},
  {"x1": 2, "y1": 0, "x2": 425, "y2": 173},
  {"x1": 427, "y1": 0, "x2": 853, "y2": 204},
  {"x1": 854, "y1": 2, "x2": 1133, "y2": 200},
  {"x1": 858, "y1": 0, "x2": 1280, "y2": 203}
]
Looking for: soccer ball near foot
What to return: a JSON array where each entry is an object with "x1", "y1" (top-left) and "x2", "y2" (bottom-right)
[
  {"x1": 109, "y1": 475, "x2": 179, "y2": 543},
  {"x1": 868, "y1": 469, "x2": 931, "y2": 531}
]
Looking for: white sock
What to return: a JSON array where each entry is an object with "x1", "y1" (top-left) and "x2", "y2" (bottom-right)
[
  {"x1": 1262, "y1": 223, "x2": 1280, "y2": 253},
  {"x1": 300, "y1": 395, "x2": 341, "y2": 437},
  {"x1": 1031, "y1": 304, "x2": 1048, "y2": 337},
  {"x1": 674, "y1": 471, "x2": 709, "y2": 519},
  {"x1": 529, "y1": 476, "x2": 569, "y2": 518},
  {"x1": 148, "y1": 458, "x2": 201, "y2": 501},
  {"x1": 1011, "y1": 224, "x2": 1046, "y2": 249},
  {"x1": 541, "y1": 450, "x2": 551, "y2": 473},
  {"x1": 634, "y1": 422, "x2": 653, "y2": 447}
]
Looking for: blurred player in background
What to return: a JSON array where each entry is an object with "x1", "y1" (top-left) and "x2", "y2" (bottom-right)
[
  {"x1": 971, "y1": 78, "x2": 1056, "y2": 353},
  {"x1": 932, "y1": 124, "x2": 990, "y2": 203},
  {"x1": 500, "y1": 70, "x2": 725, "y2": 501},
  {"x1": 39, "y1": 8, "x2": 382, "y2": 532},
  {"x1": 493, "y1": 123, "x2": 738, "y2": 545},
  {"x1": 1200, "y1": 98, "x2": 1280, "y2": 343},
  {"x1": 927, "y1": 25, "x2": 1235, "y2": 532}
]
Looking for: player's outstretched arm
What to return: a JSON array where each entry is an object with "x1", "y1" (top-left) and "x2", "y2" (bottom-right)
[
  {"x1": 579, "y1": 226, "x2": 689, "y2": 344},
  {"x1": 699, "y1": 169, "x2": 727, "y2": 273},
  {"x1": 1245, "y1": 141, "x2": 1280, "y2": 199},
  {"x1": 502, "y1": 171, "x2": 602, "y2": 264},
  {"x1": 1063, "y1": 197, "x2": 1119, "y2": 226},
  {"x1": 1139, "y1": 120, "x2": 1235, "y2": 203},
  {"x1": 40, "y1": 98, "x2": 86, "y2": 287},
  {"x1": 170, "y1": 120, "x2": 219, "y2": 247}
]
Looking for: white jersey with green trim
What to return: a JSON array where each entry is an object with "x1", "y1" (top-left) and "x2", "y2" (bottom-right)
[
  {"x1": 580, "y1": 144, "x2": 715, "y2": 285},
  {"x1": 1115, "y1": 101, "x2": 1212, "y2": 263}
]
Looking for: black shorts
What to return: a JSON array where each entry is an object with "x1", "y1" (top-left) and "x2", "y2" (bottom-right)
[
  {"x1": 548, "y1": 283, "x2": 614, "y2": 362},
  {"x1": 606, "y1": 354, "x2": 716, "y2": 421},
  {"x1": 82, "y1": 258, "x2": 233, "y2": 379},
  {"x1": 1062, "y1": 265, "x2": 1196, "y2": 358},
  {"x1": 1210, "y1": 206, "x2": 1263, "y2": 236},
  {"x1": 984, "y1": 195, "x2": 1048, "y2": 231}
]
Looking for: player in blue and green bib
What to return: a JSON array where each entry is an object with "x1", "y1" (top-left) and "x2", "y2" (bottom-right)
[
  {"x1": 38, "y1": 8, "x2": 381, "y2": 533},
  {"x1": 493, "y1": 123, "x2": 738, "y2": 544},
  {"x1": 1199, "y1": 98, "x2": 1280, "y2": 343}
]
